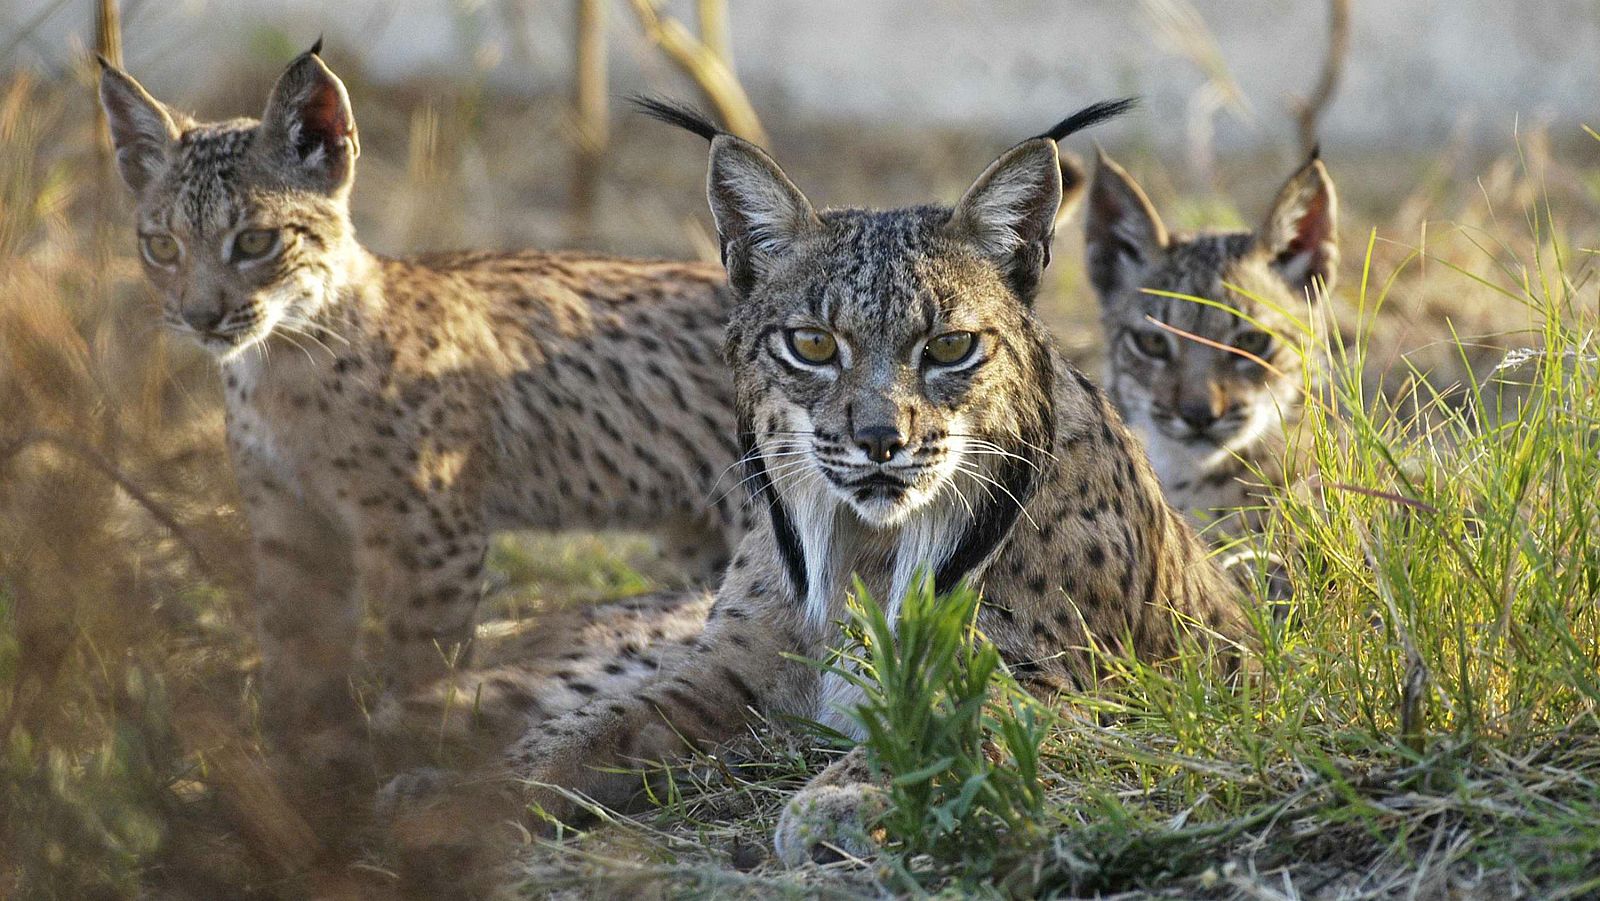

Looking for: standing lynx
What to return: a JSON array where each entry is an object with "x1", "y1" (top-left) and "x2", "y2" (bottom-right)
[
  {"x1": 503, "y1": 99, "x2": 1254, "y2": 861},
  {"x1": 1084, "y1": 151, "x2": 1338, "y2": 537},
  {"x1": 98, "y1": 47, "x2": 744, "y2": 748}
]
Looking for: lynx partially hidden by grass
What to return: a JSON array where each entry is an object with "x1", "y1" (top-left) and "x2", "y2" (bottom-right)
[
  {"x1": 1084, "y1": 151, "x2": 1338, "y2": 538},
  {"x1": 486, "y1": 98, "x2": 1255, "y2": 865},
  {"x1": 97, "y1": 45, "x2": 746, "y2": 756}
]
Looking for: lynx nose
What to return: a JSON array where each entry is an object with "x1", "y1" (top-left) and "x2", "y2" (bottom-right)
[
  {"x1": 1177, "y1": 400, "x2": 1219, "y2": 432},
  {"x1": 855, "y1": 425, "x2": 905, "y2": 464},
  {"x1": 183, "y1": 305, "x2": 226, "y2": 334}
]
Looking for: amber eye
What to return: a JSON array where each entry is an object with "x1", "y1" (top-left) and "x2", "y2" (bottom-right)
[
  {"x1": 786, "y1": 328, "x2": 839, "y2": 364},
  {"x1": 1232, "y1": 330, "x2": 1273, "y2": 357},
  {"x1": 142, "y1": 233, "x2": 180, "y2": 265},
  {"x1": 233, "y1": 229, "x2": 278, "y2": 261},
  {"x1": 923, "y1": 331, "x2": 976, "y2": 366},
  {"x1": 1127, "y1": 329, "x2": 1171, "y2": 360}
]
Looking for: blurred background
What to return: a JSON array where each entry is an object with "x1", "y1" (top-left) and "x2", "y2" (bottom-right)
[
  {"x1": 1, "y1": 1, "x2": 1597, "y2": 897},
  {"x1": 11, "y1": 0, "x2": 1600, "y2": 148}
]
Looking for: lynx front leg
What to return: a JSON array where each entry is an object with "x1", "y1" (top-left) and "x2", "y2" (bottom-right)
[
  {"x1": 350, "y1": 486, "x2": 488, "y2": 694},
  {"x1": 237, "y1": 460, "x2": 359, "y2": 746},
  {"x1": 509, "y1": 603, "x2": 810, "y2": 824}
]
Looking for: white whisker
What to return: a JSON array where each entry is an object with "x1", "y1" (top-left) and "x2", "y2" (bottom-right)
[
  {"x1": 713, "y1": 456, "x2": 815, "y2": 507},
  {"x1": 955, "y1": 462, "x2": 1040, "y2": 530},
  {"x1": 706, "y1": 445, "x2": 813, "y2": 495}
]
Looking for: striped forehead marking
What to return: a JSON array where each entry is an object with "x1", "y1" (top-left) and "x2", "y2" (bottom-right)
[{"x1": 168, "y1": 121, "x2": 256, "y2": 235}]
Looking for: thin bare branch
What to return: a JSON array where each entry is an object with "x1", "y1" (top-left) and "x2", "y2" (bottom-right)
[
  {"x1": 570, "y1": 0, "x2": 610, "y2": 232},
  {"x1": 1, "y1": 430, "x2": 219, "y2": 581},
  {"x1": 1293, "y1": 0, "x2": 1352, "y2": 155},
  {"x1": 628, "y1": 0, "x2": 768, "y2": 146},
  {"x1": 93, "y1": 0, "x2": 124, "y2": 227},
  {"x1": 697, "y1": 0, "x2": 731, "y2": 68}
]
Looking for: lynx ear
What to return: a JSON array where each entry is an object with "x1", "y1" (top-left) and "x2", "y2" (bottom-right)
[
  {"x1": 1259, "y1": 152, "x2": 1338, "y2": 297},
  {"x1": 98, "y1": 60, "x2": 181, "y2": 194},
  {"x1": 1054, "y1": 150, "x2": 1089, "y2": 228},
  {"x1": 1084, "y1": 150, "x2": 1168, "y2": 304},
  {"x1": 706, "y1": 136, "x2": 818, "y2": 296},
  {"x1": 947, "y1": 137, "x2": 1063, "y2": 304},
  {"x1": 258, "y1": 45, "x2": 360, "y2": 194}
]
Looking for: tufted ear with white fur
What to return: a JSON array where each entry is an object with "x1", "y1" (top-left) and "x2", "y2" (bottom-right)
[
  {"x1": 258, "y1": 43, "x2": 360, "y2": 195},
  {"x1": 1084, "y1": 150, "x2": 1169, "y2": 305},
  {"x1": 1259, "y1": 152, "x2": 1339, "y2": 297},
  {"x1": 946, "y1": 137, "x2": 1063, "y2": 304},
  {"x1": 706, "y1": 136, "x2": 819, "y2": 295},
  {"x1": 98, "y1": 61, "x2": 181, "y2": 194}
]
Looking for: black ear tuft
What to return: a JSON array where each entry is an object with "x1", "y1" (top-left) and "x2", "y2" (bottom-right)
[
  {"x1": 632, "y1": 95, "x2": 723, "y2": 142},
  {"x1": 1038, "y1": 97, "x2": 1139, "y2": 143},
  {"x1": 309, "y1": 35, "x2": 324, "y2": 57}
]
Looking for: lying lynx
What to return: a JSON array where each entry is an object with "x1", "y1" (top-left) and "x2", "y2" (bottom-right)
[
  {"x1": 492, "y1": 98, "x2": 1254, "y2": 864},
  {"x1": 1084, "y1": 151, "x2": 1338, "y2": 537},
  {"x1": 98, "y1": 46, "x2": 744, "y2": 749}
]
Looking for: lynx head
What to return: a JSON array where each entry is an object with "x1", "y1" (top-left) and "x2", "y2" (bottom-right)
[
  {"x1": 98, "y1": 43, "x2": 360, "y2": 361},
  {"x1": 1084, "y1": 151, "x2": 1337, "y2": 456},
  {"x1": 640, "y1": 98, "x2": 1132, "y2": 616}
]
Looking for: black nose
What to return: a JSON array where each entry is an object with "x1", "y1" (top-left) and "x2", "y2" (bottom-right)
[
  {"x1": 1177, "y1": 401, "x2": 1219, "y2": 432},
  {"x1": 854, "y1": 425, "x2": 905, "y2": 464},
  {"x1": 184, "y1": 306, "x2": 226, "y2": 333}
]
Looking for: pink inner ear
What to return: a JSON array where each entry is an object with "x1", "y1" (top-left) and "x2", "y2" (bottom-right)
[
  {"x1": 1286, "y1": 188, "x2": 1332, "y2": 255},
  {"x1": 298, "y1": 81, "x2": 351, "y2": 152}
]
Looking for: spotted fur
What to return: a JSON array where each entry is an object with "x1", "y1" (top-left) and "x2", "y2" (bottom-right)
[
  {"x1": 99, "y1": 50, "x2": 746, "y2": 750},
  {"x1": 1085, "y1": 151, "x2": 1338, "y2": 538},
  {"x1": 505, "y1": 104, "x2": 1253, "y2": 850}
]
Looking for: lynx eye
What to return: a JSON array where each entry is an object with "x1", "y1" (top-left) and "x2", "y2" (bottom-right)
[
  {"x1": 923, "y1": 331, "x2": 976, "y2": 366},
  {"x1": 1127, "y1": 329, "x2": 1171, "y2": 360},
  {"x1": 233, "y1": 229, "x2": 279, "y2": 261},
  {"x1": 1231, "y1": 330, "x2": 1273, "y2": 357},
  {"x1": 786, "y1": 328, "x2": 838, "y2": 365},
  {"x1": 141, "y1": 233, "x2": 181, "y2": 265}
]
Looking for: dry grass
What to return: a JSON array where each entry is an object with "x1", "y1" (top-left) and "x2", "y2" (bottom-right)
[{"x1": 1, "y1": 42, "x2": 1598, "y2": 899}]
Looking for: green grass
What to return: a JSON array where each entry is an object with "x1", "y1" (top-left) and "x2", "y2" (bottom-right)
[{"x1": 815, "y1": 577, "x2": 1049, "y2": 890}]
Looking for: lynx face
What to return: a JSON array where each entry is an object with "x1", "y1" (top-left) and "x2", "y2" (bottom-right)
[
  {"x1": 705, "y1": 128, "x2": 1064, "y2": 623},
  {"x1": 1085, "y1": 152, "x2": 1337, "y2": 478},
  {"x1": 737, "y1": 214, "x2": 1049, "y2": 527},
  {"x1": 100, "y1": 53, "x2": 360, "y2": 360}
]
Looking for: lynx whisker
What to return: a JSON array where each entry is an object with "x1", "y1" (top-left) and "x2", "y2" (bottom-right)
[
  {"x1": 714, "y1": 455, "x2": 816, "y2": 507},
  {"x1": 954, "y1": 462, "x2": 1040, "y2": 530}
]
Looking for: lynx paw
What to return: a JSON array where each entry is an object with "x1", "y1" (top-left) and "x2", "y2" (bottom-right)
[
  {"x1": 773, "y1": 781, "x2": 888, "y2": 867},
  {"x1": 374, "y1": 767, "x2": 522, "y2": 898},
  {"x1": 373, "y1": 767, "x2": 457, "y2": 821}
]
